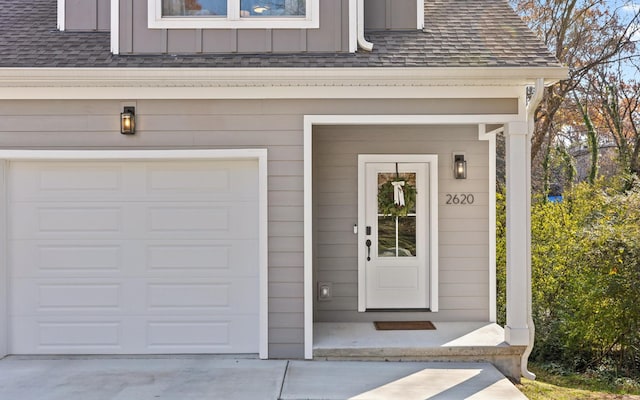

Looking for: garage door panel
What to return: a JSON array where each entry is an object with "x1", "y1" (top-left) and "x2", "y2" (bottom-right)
[
  {"x1": 10, "y1": 204, "x2": 125, "y2": 240},
  {"x1": 10, "y1": 279, "x2": 124, "y2": 315},
  {"x1": 10, "y1": 318, "x2": 123, "y2": 353},
  {"x1": 145, "y1": 241, "x2": 258, "y2": 277},
  {"x1": 10, "y1": 160, "x2": 258, "y2": 202},
  {"x1": 144, "y1": 160, "x2": 258, "y2": 198},
  {"x1": 10, "y1": 241, "x2": 124, "y2": 276},
  {"x1": 145, "y1": 315, "x2": 259, "y2": 353},
  {"x1": 37, "y1": 283, "x2": 121, "y2": 311},
  {"x1": 11, "y1": 202, "x2": 257, "y2": 240},
  {"x1": 147, "y1": 205, "x2": 229, "y2": 233},
  {"x1": 8, "y1": 159, "x2": 260, "y2": 355},
  {"x1": 10, "y1": 205, "x2": 123, "y2": 238},
  {"x1": 146, "y1": 243, "x2": 233, "y2": 272},
  {"x1": 9, "y1": 163, "x2": 125, "y2": 200},
  {"x1": 10, "y1": 315, "x2": 259, "y2": 354},
  {"x1": 146, "y1": 164, "x2": 231, "y2": 193},
  {"x1": 11, "y1": 240, "x2": 257, "y2": 278},
  {"x1": 145, "y1": 202, "x2": 258, "y2": 239},
  {"x1": 146, "y1": 280, "x2": 258, "y2": 313},
  {"x1": 12, "y1": 278, "x2": 257, "y2": 315}
]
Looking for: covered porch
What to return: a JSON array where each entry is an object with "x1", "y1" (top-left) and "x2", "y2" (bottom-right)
[{"x1": 303, "y1": 109, "x2": 538, "y2": 382}]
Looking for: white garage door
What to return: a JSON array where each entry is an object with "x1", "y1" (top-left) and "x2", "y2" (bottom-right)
[{"x1": 8, "y1": 159, "x2": 259, "y2": 354}]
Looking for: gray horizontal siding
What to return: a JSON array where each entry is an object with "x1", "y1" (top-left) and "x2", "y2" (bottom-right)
[
  {"x1": 65, "y1": 0, "x2": 110, "y2": 31},
  {"x1": 119, "y1": 0, "x2": 349, "y2": 54},
  {"x1": 0, "y1": 97, "x2": 509, "y2": 358},
  {"x1": 0, "y1": 98, "x2": 516, "y2": 116}
]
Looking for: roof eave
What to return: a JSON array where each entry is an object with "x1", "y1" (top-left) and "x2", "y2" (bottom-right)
[{"x1": 0, "y1": 66, "x2": 568, "y2": 100}]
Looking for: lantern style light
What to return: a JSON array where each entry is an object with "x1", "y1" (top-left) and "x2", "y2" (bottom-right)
[
  {"x1": 120, "y1": 106, "x2": 136, "y2": 135},
  {"x1": 454, "y1": 154, "x2": 467, "y2": 179}
]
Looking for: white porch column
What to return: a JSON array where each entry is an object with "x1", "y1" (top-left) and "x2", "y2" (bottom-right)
[{"x1": 504, "y1": 121, "x2": 531, "y2": 346}]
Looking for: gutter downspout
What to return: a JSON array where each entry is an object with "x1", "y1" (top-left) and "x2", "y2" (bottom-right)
[
  {"x1": 357, "y1": 0, "x2": 374, "y2": 51},
  {"x1": 522, "y1": 77, "x2": 544, "y2": 381}
]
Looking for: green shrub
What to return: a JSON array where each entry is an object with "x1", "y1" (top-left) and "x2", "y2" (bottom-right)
[{"x1": 497, "y1": 181, "x2": 640, "y2": 377}]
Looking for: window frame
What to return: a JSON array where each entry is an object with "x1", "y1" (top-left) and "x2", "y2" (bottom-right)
[{"x1": 148, "y1": 0, "x2": 319, "y2": 29}]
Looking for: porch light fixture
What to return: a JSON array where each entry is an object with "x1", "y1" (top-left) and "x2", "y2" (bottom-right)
[
  {"x1": 120, "y1": 106, "x2": 136, "y2": 135},
  {"x1": 454, "y1": 154, "x2": 467, "y2": 179}
]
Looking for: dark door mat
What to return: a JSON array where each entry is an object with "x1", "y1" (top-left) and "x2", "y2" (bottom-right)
[{"x1": 373, "y1": 321, "x2": 436, "y2": 330}]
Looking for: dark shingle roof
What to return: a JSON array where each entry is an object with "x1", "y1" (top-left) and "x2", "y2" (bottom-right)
[{"x1": 0, "y1": 0, "x2": 561, "y2": 68}]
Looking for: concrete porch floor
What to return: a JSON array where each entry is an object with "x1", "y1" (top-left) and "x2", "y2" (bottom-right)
[{"x1": 314, "y1": 322, "x2": 525, "y2": 380}]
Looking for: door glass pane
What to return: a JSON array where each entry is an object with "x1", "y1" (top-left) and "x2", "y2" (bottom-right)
[
  {"x1": 162, "y1": 0, "x2": 227, "y2": 16},
  {"x1": 376, "y1": 170, "x2": 417, "y2": 258},
  {"x1": 377, "y1": 217, "x2": 416, "y2": 257},
  {"x1": 378, "y1": 216, "x2": 396, "y2": 257},
  {"x1": 397, "y1": 216, "x2": 416, "y2": 256},
  {"x1": 377, "y1": 172, "x2": 416, "y2": 214},
  {"x1": 240, "y1": 0, "x2": 306, "y2": 16}
]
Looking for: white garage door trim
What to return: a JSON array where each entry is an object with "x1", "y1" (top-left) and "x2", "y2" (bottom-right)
[{"x1": 0, "y1": 149, "x2": 268, "y2": 359}]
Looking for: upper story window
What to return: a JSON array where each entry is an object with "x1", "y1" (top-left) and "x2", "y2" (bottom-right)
[{"x1": 149, "y1": 0, "x2": 318, "y2": 29}]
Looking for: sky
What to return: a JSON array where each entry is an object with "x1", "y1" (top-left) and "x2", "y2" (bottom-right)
[
  {"x1": 613, "y1": 0, "x2": 640, "y2": 40},
  {"x1": 606, "y1": 0, "x2": 640, "y2": 79}
]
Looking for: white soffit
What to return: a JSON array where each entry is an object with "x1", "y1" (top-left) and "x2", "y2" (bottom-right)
[{"x1": 0, "y1": 67, "x2": 568, "y2": 100}]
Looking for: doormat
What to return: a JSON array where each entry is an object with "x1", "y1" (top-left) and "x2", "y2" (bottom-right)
[{"x1": 373, "y1": 321, "x2": 436, "y2": 330}]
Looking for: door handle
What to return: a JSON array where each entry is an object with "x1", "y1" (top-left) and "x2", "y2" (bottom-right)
[{"x1": 365, "y1": 239, "x2": 372, "y2": 261}]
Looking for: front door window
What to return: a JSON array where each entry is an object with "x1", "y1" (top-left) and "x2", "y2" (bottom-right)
[{"x1": 377, "y1": 172, "x2": 417, "y2": 258}]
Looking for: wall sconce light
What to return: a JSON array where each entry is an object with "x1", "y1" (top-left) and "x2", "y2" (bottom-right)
[
  {"x1": 454, "y1": 154, "x2": 467, "y2": 179},
  {"x1": 120, "y1": 106, "x2": 136, "y2": 135}
]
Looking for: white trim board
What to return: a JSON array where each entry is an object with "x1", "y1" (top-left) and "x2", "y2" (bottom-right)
[
  {"x1": 303, "y1": 114, "x2": 519, "y2": 359},
  {"x1": 0, "y1": 86, "x2": 528, "y2": 101},
  {"x1": 0, "y1": 160, "x2": 7, "y2": 357},
  {"x1": 0, "y1": 67, "x2": 568, "y2": 100},
  {"x1": 111, "y1": 0, "x2": 119, "y2": 55},
  {"x1": 349, "y1": 0, "x2": 357, "y2": 52},
  {"x1": 57, "y1": 0, "x2": 66, "y2": 31},
  {"x1": 0, "y1": 149, "x2": 269, "y2": 359},
  {"x1": 417, "y1": 0, "x2": 424, "y2": 29},
  {"x1": 479, "y1": 124, "x2": 498, "y2": 323},
  {"x1": 147, "y1": 0, "x2": 319, "y2": 29}
]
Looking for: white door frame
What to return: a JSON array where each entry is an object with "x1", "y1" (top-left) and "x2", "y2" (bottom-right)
[
  {"x1": 357, "y1": 154, "x2": 438, "y2": 312},
  {"x1": 0, "y1": 149, "x2": 269, "y2": 359}
]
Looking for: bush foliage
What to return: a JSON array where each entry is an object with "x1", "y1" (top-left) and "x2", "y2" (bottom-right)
[{"x1": 497, "y1": 180, "x2": 640, "y2": 377}]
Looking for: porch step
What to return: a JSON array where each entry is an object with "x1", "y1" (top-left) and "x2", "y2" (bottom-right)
[
  {"x1": 312, "y1": 322, "x2": 526, "y2": 380},
  {"x1": 313, "y1": 344, "x2": 524, "y2": 360},
  {"x1": 313, "y1": 346, "x2": 527, "y2": 381}
]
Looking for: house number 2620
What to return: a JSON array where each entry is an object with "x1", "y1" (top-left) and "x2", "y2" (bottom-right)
[{"x1": 445, "y1": 193, "x2": 475, "y2": 205}]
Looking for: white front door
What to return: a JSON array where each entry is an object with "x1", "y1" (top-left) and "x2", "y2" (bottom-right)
[{"x1": 358, "y1": 155, "x2": 436, "y2": 310}]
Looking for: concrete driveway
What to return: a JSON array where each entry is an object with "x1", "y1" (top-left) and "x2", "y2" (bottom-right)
[{"x1": 0, "y1": 356, "x2": 527, "y2": 399}]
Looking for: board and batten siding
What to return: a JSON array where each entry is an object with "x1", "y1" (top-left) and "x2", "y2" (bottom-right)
[
  {"x1": 62, "y1": 0, "x2": 417, "y2": 42},
  {"x1": 364, "y1": 0, "x2": 417, "y2": 30},
  {"x1": 119, "y1": 0, "x2": 349, "y2": 54},
  {"x1": 64, "y1": 0, "x2": 111, "y2": 31},
  {"x1": 313, "y1": 125, "x2": 491, "y2": 322},
  {"x1": 0, "y1": 98, "x2": 514, "y2": 358}
]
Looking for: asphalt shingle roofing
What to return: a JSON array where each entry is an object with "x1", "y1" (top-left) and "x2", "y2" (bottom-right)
[{"x1": 0, "y1": 0, "x2": 561, "y2": 68}]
